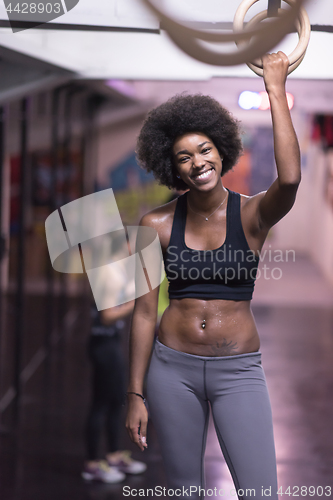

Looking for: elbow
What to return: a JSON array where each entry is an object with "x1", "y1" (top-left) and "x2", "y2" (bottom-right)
[
  {"x1": 277, "y1": 176, "x2": 301, "y2": 203},
  {"x1": 133, "y1": 296, "x2": 158, "y2": 323},
  {"x1": 289, "y1": 175, "x2": 301, "y2": 188},
  {"x1": 292, "y1": 165, "x2": 302, "y2": 186},
  {"x1": 279, "y1": 173, "x2": 301, "y2": 189}
]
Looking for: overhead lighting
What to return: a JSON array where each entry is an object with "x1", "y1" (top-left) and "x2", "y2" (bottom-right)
[
  {"x1": 105, "y1": 80, "x2": 136, "y2": 98},
  {"x1": 238, "y1": 91, "x2": 294, "y2": 110}
]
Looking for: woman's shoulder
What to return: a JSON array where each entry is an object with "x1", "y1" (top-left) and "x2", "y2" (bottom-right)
[
  {"x1": 239, "y1": 190, "x2": 266, "y2": 209},
  {"x1": 140, "y1": 196, "x2": 181, "y2": 249},
  {"x1": 140, "y1": 197, "x2": 180, "y2": 227}
]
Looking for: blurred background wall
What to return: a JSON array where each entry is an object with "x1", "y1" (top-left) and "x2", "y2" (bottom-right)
[
  {"x1": 1, "y1": 74, "x2": 333, "y2": 423},
  {"x1": 0, "y1": 0, "x2": 332, "y2": 497}
]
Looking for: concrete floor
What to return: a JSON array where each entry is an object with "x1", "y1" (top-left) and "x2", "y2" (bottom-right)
[{"x1": 0, "y1": 254, "x2": 332, "y2": 499}]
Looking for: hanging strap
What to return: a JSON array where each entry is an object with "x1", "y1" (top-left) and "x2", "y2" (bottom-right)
[{"x1": 267, "y1": 0, "x2": 281, "y2": 17}]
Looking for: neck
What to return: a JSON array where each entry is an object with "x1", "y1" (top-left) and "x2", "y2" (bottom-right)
[{"x1": 187, "y1": 183, "x2": 227, "y2": 213}]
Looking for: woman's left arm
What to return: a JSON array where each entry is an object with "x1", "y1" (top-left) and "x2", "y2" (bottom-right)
[{"x1": 253, "y1": 51, "x2": 301, "y2": 230}]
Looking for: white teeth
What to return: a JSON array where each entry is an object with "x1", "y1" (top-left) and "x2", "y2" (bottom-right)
[{"x1": 195, "y1": 168, "x2": 212, "y2": 180}]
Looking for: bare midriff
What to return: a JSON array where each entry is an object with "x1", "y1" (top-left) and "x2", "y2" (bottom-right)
[{"x1": 158, "y1": 298, "x2": 260, "y2": 357}]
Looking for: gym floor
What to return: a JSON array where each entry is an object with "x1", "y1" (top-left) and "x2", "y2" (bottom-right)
[{"x1": 0, "y1": 254, "x2": 332, "y2": 500}]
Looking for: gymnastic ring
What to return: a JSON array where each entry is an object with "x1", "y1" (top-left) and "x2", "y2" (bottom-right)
[
  {"x1": 247, "y1": 50, "x2": 306, "y2": 76},
  {"x1": 141, "y1": 0, "x2": 305, "y2": 67},
  {"x1": 245, "y1": 7, "x2": 309, "y2": 68},
  {"x1": 233, "y1": 0, "x2": 311, "y2": 75},
  {"x1": 244, "y1": 12, "x2": 301, "y2": 68},
  {"x1": 245, "y1": 15, "x2": 306, "y2": 76}
]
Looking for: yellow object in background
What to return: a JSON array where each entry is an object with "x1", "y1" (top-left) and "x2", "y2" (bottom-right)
[{"x1": 157, "y1": 276, "x2": 169, "y2": 319}]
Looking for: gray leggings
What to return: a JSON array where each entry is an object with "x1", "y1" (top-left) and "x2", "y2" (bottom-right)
[{"x1": 146, "y1": 339, "x2": 278, "y2": 500}]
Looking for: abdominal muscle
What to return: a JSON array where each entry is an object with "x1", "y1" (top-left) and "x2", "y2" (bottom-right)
[{"x1": 158, "y1": 298, "x2": 260, "y2": 357}]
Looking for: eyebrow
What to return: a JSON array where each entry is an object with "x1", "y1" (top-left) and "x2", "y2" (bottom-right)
[{"x1": 175, "y1": 141, "x2": 211, "y2": 156}]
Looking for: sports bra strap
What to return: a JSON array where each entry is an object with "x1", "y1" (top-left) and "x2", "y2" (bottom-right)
[
  {"x1": 168, "y1": 192, "x2": 187, "y2": 245},
  {"x1": 169, "y1": 189, "x2": 236, "y2": 247}
]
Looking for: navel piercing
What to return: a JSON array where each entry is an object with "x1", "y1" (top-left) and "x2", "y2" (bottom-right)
[{"x1": 201, "y1": 319, "x2": 206, "y2": 329}]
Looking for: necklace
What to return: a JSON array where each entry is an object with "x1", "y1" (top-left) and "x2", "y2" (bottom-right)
[{"x1": 187, "y1": 191, "x2": 228, "y2": 221}]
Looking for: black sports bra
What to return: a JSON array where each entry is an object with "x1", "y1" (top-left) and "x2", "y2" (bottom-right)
[{"x1": 163, "y1": 190, "x2": 259, "y2": 301}]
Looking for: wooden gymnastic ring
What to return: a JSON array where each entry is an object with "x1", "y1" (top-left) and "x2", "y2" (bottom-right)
[
  {"x1": 142, "y1": 0, "x2": 305, "y2": 67},
  {"x1": 245, "y1": 14, "x2": 306, "y2": 76},
  {"x1": 246, "y1": 50, "x2": 306, "y2": 76},
  {"x1": 233, "y1": 0, "x2": 310, "y2": 75}
]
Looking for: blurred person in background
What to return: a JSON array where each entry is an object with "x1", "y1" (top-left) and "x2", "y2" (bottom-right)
[
  {"x1": 126, "y1": 52, "x2": 301, "y2": 499},
  {"x1": 82, "y1": 231, "x2": 147, "y2": 483}
]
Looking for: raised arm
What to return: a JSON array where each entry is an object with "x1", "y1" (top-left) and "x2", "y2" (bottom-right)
[
  {"x1": 246, "y1": 51, "x2": 301, "y2": 233},
  {"x1": 125, "y1": 215, "x2": 160, "y2": 451}
]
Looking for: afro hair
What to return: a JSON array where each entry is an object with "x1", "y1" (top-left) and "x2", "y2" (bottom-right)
[{"x1": 136, "y1": 93, "x2": 243, "y2": 190}]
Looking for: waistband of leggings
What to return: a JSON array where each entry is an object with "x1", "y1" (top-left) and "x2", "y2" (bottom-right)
[{"x1": 155, "y1": 338, "x2": 261, "y2": 362}]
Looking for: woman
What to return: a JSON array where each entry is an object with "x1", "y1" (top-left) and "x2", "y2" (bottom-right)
[{"x1": 126, "y1": 52, "x2": 301, "y2": 499}]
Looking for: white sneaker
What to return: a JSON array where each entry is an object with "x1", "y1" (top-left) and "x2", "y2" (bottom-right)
[
  {"x1": 81, "y1": 460, "x2": 126, "y2": 483},
  {"x1": 107, "y1": 450, "x2": 147, "y2": 475}
]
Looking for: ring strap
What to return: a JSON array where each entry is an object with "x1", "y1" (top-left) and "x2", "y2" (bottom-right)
[{"x1": 268, "y1": 0, "x2": 282, "y2": 17}]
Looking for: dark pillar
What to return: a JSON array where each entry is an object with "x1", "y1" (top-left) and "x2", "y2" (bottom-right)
[
  {"x1": 14, "y1": 98, "x2": 28, "y2": 420},
  {"x1": 0, "y1": 106, "x2": 5, "y2": 406},
  {"x1": 45, "y1": 89, "x2": 61, "y2": 351}
]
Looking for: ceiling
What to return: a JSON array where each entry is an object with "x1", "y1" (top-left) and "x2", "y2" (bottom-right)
[
  {"x1": 0, "y1": 0, "x2": 332, "y2": 79},
  {"x1": 0, "y1": 0, "x2": 332, "y2": 113}
]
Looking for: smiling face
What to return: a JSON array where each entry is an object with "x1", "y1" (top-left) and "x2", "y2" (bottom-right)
[{"x1": 173, "y1": 132, "x2": 223, "y2": 191}]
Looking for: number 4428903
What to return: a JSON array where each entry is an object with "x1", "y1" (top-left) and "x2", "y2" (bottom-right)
[
  {"x1": 277, "y1": 486, "x2": 331, "y2": 496},
  {"x1": 6, "y1": 3, "x2": 61, "y2": 14}
]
